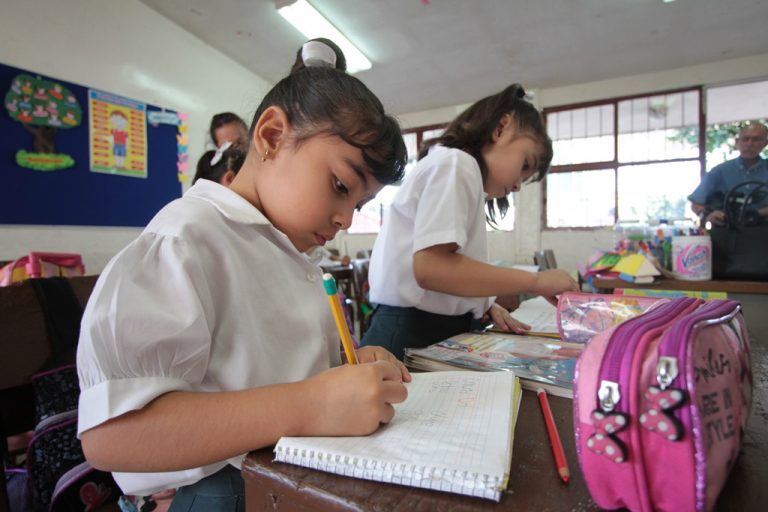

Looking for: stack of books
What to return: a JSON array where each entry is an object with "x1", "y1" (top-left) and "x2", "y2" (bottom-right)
[{"x1": 405, "y1": 332, "x2": 582, "y2": 398}]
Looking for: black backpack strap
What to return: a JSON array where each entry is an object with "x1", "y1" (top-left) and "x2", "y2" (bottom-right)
[{"x1": 29, "y1": 277, "x2": 83, "y2": 370}]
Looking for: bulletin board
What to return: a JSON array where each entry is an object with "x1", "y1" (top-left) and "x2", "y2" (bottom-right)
[{"x1": 1, "y1": 61, "x2": 188, "y2": 227}]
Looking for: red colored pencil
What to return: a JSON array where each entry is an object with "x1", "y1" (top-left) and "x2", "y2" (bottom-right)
[{"x1": 537, "y1": 387, "x2": 570, "y2": 484}]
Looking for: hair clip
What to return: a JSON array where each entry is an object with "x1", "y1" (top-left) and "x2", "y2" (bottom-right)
[
  {"x1": 301, "y1": 40, "x2": 337, "y2": 68},
  {"x1": 210, "y1": 141, "x2": 233, "y2": 165}
]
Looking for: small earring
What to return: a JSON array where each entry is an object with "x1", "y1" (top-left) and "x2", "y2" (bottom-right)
[{"x1": 261, "y1": 149, "x2": 269, "y2": 162}]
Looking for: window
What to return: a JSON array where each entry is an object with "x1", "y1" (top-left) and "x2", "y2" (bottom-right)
[{"x1": 544, "y1": 88, "x2": 703, "y2": 228}]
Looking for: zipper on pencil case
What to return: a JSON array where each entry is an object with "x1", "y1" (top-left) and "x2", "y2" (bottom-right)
[
  {"x1": 596, "y1": 297, "x2": 699, "y2": 416},
  {"x1": 652, "y1": 300, "x2": 741, "y2": 431}
]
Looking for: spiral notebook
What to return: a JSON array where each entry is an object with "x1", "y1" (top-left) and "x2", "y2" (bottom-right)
[{"x1": 273, "y1": 371, "x2": 521, "y2": 501}]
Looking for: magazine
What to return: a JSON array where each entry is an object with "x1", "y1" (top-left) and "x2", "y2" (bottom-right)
[{"x1": 404, "y1": 332, "x2": 583, "y2": 398}]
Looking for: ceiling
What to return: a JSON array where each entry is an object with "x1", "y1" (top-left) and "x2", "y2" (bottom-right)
[{"x1": 139, "y1": 0, "x2": 768, "y2": 115}]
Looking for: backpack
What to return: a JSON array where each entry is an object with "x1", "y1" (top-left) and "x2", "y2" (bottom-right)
[{"x1": 3, "y1": 278, "x2": 120, "y2": 511}]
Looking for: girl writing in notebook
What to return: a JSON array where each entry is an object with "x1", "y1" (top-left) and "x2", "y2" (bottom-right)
[
  {"x1": 76, "y1": 43, "x2": 410, "y2": 511},
  {"x1": 361, "y1": 84, "x2": 579, "y2": 360}
]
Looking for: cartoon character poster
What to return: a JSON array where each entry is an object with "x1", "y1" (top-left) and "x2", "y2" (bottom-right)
[{"x1": 89, "y1": 89, "x2": 147, "y2": 178}]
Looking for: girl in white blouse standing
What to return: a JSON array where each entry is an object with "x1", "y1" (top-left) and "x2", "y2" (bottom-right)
[
  {"x1": 362, "y1": 84, "x2": 579, "y2": 360},
  {"x1": 77, "y1": 43, "x2": 409, "y2": 511}
]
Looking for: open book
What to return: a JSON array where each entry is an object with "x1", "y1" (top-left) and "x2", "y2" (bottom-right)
[
  {"x1": 404, "y1": 332, "x2": 582, "y2": 398},
  {"x1": 274, "y1": 371, "x2": 521, "y2": 501}
]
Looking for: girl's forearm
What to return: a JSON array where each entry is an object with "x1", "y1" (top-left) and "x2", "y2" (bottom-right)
[
  {"x1": 81, "y1": 382, "x2": 314, "y2": 472},
  {"x1": 413, "y1": 247, "x2": 537, "y2": 297}
]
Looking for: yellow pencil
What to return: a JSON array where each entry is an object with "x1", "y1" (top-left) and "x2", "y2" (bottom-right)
[{"x1": 322, "y1": 273, "x2": 359, "y2": 365}]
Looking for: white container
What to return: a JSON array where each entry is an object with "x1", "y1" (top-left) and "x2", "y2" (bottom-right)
[{"x1": 671, "y1": 235, "x2": 712, "y2": 281}]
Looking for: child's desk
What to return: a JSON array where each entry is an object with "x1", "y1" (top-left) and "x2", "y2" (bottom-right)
[{"x1": 242, "y1": 341, "x2": 768, "y2": 511}]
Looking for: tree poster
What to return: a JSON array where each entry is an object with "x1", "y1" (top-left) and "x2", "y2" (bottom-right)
[
  {"x1": 88, "y1": 89, "x2": 148, "y2": 178},
  {"x1": 4, "y1": 73, "x2": 83, "y2": 170}
]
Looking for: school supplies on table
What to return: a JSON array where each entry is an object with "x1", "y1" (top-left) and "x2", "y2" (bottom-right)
[
  {"x1": 574, "y1": 297, "x2": 751, "y2": 512},
  {"x1": 404, "y1": 332, "x2": 582, "y2": 398},
  {"x1": 537, "y1": 388, "x2": 569, "y2": 485},
  {"x1": 274, "y1": 371, "x2": 522, "y2": 501},
  {"x1": 322, "y1": 273, "x2": 358, "y2": 364},
  {"x1": 611, "y1": 253, "x2": 660, "y2": 284}
]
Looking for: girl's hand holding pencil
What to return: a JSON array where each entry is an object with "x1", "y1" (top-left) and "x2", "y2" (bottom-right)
[
  {"x1": 317, "y1": 273, "x2": 410, "y2": 435},
  {"x1": 301, "y1": 361, "x2": 409, "y2": 436}
]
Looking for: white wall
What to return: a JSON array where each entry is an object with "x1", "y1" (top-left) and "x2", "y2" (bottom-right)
[{"x1": 0, "y1": 0, "x2": 271, "y2": 272}]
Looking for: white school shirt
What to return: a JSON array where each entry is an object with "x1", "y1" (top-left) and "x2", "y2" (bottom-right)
[
  {"x1": 368, "y1": 145, "x2": 495, "y2": 318},
  {"x1": 76, "y1": 179, "x2": 341, "y2": 495}
]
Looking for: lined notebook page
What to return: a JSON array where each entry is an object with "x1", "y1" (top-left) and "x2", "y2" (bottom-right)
[{"x1": 274, "y1": 371, "x2": 521, "y2": 501}]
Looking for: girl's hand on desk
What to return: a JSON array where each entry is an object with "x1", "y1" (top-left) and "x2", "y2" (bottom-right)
[
  {"x1": 356, "y1": 346, "x2": 412, "y2": 382},
  {"x1": 302, "y1": 361, "x2": 408, "y2": 436},
  {"x1": 532, "y1": 269, "x2": 578, "y2": 304},
  {"x1": 484, "y1": 302, "x2": 530, "y2": 334}
]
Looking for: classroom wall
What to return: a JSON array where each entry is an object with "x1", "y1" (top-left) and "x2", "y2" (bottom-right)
[{"x1": 0, "y1": 0, "x2": 271, "y2": 272}]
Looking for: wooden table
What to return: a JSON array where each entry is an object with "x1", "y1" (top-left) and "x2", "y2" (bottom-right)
[
  {"x1": 591, "y1": 277, "x2": 768, "y2": 294},
  {"x1": 242, "y1": 342, "x2": 768, "y2": 511}
]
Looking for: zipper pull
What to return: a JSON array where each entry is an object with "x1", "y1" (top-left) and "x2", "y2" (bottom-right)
[
  {"x1": 656, "y1": 357, "x2": 679, "y2": 390},
  {"x1": 590, "y1": 380, "x2": 630, "y2": 463},
  {"x1": 598, "y1": 380, "x2": 620, "y2": 412}
]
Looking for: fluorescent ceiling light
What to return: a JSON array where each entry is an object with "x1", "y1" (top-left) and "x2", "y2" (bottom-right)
[{"x1": 277, "y1": 0, "x2": 372, "y2": 73}]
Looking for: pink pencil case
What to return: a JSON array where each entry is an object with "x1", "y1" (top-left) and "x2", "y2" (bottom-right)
[{"x1": 574, "y1": 296, "x2": 752, "y2": 511}]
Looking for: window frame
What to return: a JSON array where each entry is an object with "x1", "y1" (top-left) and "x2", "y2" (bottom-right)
[
  {"x1": 542, "y1": 86, "x2": 706, "y2": 230},
  {"x1": 402, "y1": 123, "x2": 448, "y2": 156}
]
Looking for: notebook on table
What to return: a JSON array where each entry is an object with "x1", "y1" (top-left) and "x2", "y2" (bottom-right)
[{"x1": 273, "y1": 371, "x2": 521, "y2": 501}]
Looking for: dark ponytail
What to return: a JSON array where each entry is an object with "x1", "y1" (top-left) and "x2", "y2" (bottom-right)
[
  {"x1": 419, "y1": 84, "x2": 553, "y2": 226},
  {"x1": 192, "y1": 147, "x2": 246, "y2": 184}
]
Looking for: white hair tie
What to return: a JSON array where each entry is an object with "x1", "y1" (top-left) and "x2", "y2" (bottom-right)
[
  {"x1": 301, "y1": 40, "x2": 337, "y2": 68},
  {"x1": 210, "y1": 141, "x2": 233, "y2": 165}
]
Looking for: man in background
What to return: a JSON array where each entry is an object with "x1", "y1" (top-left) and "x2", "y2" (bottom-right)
[{"x1": 689, "y1": 121, "x2": 768, "y2": 226}]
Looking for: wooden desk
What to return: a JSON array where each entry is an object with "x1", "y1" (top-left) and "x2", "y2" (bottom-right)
[
  {"x1": 591, "y1": 277, "x2": 768, "y2": 294},
  {"x1": 242, "y1": 342, "x2": 768, "y2": 511}
]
